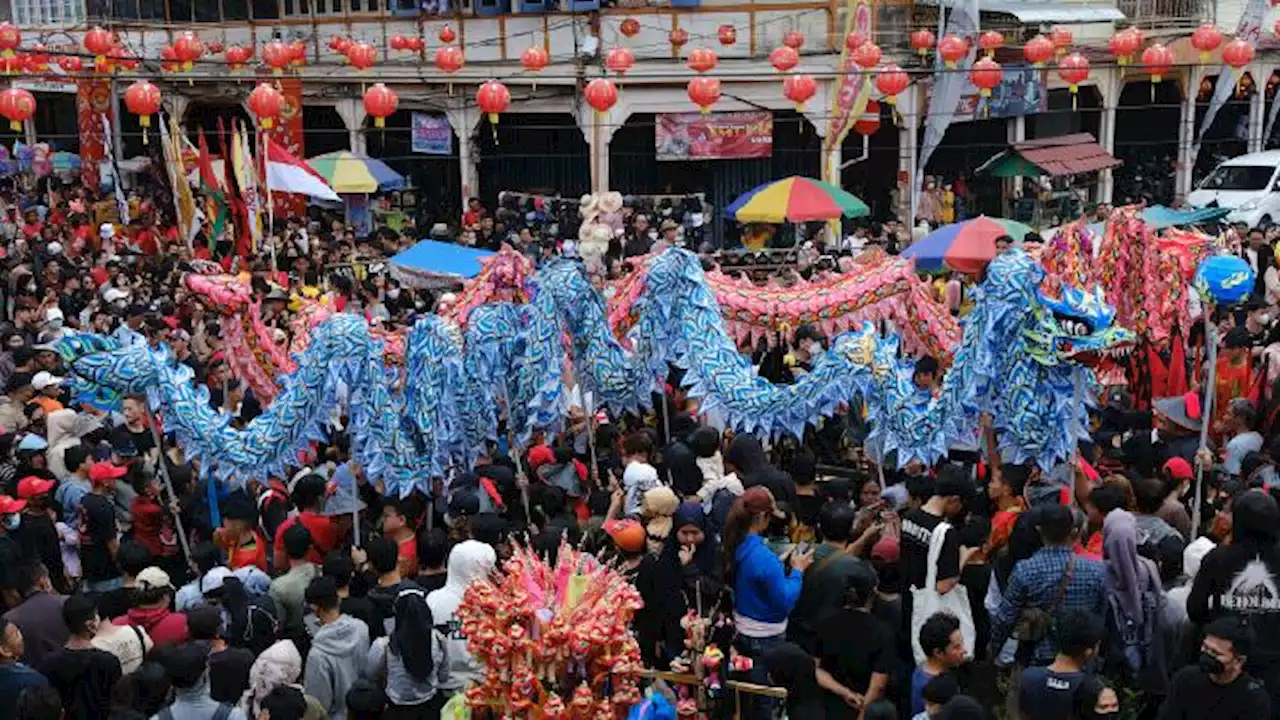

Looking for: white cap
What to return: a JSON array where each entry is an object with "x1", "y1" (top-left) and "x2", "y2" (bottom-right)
[
  {"x1": 44, "y1": 307, "x2": 64, "y2": 324},
  {"x1": 200, "y1": 566, "x2": 234, "y2": 595},
  {"x1": 103, "y1": 288, "x2": 129, "y2": 304},
  {"x1": 99, "y1": 223, "x2": 115, "y2": 239},
  {"x1": 46, "y1": 242, "x2": 62, "y2": 255},
  {"x1": 31, "y1": 371, "x2": 63, "y2": 391}
]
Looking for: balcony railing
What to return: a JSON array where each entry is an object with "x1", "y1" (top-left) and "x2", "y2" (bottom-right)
[{"x1": 1117, "y1": 0, "x2": 1208, "y2": 27}]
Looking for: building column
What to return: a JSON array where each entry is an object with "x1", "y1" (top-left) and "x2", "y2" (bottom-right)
[
  {"x1": 1250, "y1": 65, "x2": 1267, "y2": 154},
  {"x1": 581, "y1": 100, "x2": 627, "y2": 193},
  {"x1": 333, "y1": 98, "x2": 368, "y2": 155},
  {"x1": 898, "y1": 83, "x2": 920, "y2": 223},
  {"x1": 1004, "y1": 114, "x2": 1026, "y2": 212},
  {"x1": 1175, "y1": 67, "x2": 1199, "y2": 204},
  {"x1": 445, "y1": 103, "x2": 479, "y2": 208},
  {"x1": 1096, "y1": 67, "x2": 1120, "y2": 205}
]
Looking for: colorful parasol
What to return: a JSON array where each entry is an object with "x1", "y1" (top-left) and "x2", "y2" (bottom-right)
[
  {"x1": 902, "y1": 216, "x2": 1034, "y2": 274},
  {"x1": 306, "y1": 151, "x2": 404, "y2": 194},
  {"x1": 725, "y1": 176, "x2": 870, "y2": 223}
]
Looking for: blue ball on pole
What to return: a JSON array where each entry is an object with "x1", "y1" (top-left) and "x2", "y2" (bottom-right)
[{"x1": 1194, "y1": 255, "x2": 1256, "y2": 305}]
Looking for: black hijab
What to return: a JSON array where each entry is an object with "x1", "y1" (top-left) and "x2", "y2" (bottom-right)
[{"x1": 762, "y1": 641, "x2": 825, "y2": 720}]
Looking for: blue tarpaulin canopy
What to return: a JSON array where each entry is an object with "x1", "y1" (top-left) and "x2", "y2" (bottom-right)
[{"x1": 389, "y1": 240, "x2": 495, "y2": 287}]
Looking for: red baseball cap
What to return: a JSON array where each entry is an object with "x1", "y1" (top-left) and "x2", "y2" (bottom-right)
[
  {"x1": 527, "y1": 445, "x2": 555, "y2": 472},
  {"x1": 16, "y1": 476, "x2": 53, "y2": 499},
  {"x1": 88, "y1": 461, "x2": 128, "y2": 483},
  {"x1": 1163, "y1": 457, "x2": 1194, "y2": 481},
  {"x1": 0, "y1": 496, "x2": 27, "y2": 514}
]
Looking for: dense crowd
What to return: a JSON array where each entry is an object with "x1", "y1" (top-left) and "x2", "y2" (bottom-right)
[{"x1": 0, "y1": 172, "x2": 1275, "y2": 720}]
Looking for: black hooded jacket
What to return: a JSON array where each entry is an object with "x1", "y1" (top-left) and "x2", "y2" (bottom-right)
[{"x1": 725, "y1": 434, "x2": 796, "y2": 508}]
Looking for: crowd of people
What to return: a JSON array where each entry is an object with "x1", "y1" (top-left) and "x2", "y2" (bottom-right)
[{"x1": 0, "y1": 169, "x2": 1275, "y2": 720}]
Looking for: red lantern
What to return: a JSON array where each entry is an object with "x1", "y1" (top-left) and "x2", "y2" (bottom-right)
[
  {"x1": 1049, "y1": 26, "x2": 1074, "y2": 55},
  {"x1": 1108, "y1": 28, "x2": 1140, "y2": 65},
  {"x1": 978, "y1": 30, "x2": 1003, "y2": 57},
  {"x1": 405, "y1": 37, "x2": 424, "y2": 52},
  {"x1": 363, "y1": 83, "x2": 398, "y2": 128},
  {"x1": 584, "y1": 77, "x2": 618, "y2": 113},
  {"x1": 123, "y1": 80, "x2": 160, "y2": 143},
  {"x1": 435, "y1": 45, "x2": 463, "y2": 74},
  {"x1": 669, "y1": 28, "x2": 689, "y2": 51},
  {"x1": 1192, "y1": 23, "x2": 1224, "y2": 63},
  {"x1": 159, "y1": 45, "x2": 178, "y2": 74},
  {"x1": 288, "y1": 39, "x2": 306, "y2": 67},
  {"x1": 769, "y1": 45, "x2": 799, "y2": 72},
  {"x1": 0, "y1": 23, "x2": 20, "y2": 60},
  {"x1": 247, "y1": 82, "x2": 284, "y2": 129},
  {"x1": 0, "y1": 88, "x2": 34, "y2": 132},
  {"x1": 1023, "y1": 34, "x2": 1054, "y2": 67},
  {"x1": 521, "y1": 45, "x2": 549, "y2": 77},
  {"x1": 438, "y1": 25, "x2": 456, "y2": 44},
  {"x1": 329, "y1": 35, "x2": 352, "y2": 56},
  {"x1": 687, "y1": 48, "x2": 717, "y2": 74},
  {"x1": 782, "y1": 30, "x2": 804, "y2": 50},
  {"x1": 84, "y1": 27, "x2": 114, "y2": 66},
  {"x1": 969, "y1": 57, "x2": 1001, "y2": 97},
  {"x1": 263, "y1": 40, "x2": 291, "y2": 76},
  {"x1": 852, "y1": 42, "x2": 881, "y2": 70},
  {"x1": 718, "y1": 24, "x2": 736, "y2": 46},
  {"x1": 173, "y1": 31, "x2": 203, "y2": 72},
  {"x1": 1058, "y1": 52, "x2": 1090, "y2": 108},
  {"x1": 1141, "y1": 43, "x2": 1174, "y2": 83},
  {"x1": 225, "y1": 44, "x2": 253, "y2": 71},
  {"x1": 56, "y1": 55, "x2": 82, "y2": 73},
  {"x1": 206, "y1": 41, "x2": 224, "y2": 55},
  {"x1": 910, "y1": 29, "x2": 936, "y2": 58},
  {"x1": 1222, "y1": 38, "x2": 1254, "y2": 70},
  {"x1": 938, "y1": 34, "x2": 966, "y2": 68},
  {"x1": 854, "y1": 99, "x2": 881, "y2": 136},
  {"x1": 346, "y1": 42, "x2": 377, "y2": 71},
  {"x1": 391, "y1": 35, "x2": 409, "y2": 51},
  {"x1": 477, "y1": 79, "x2": 510, "y2": 125},
  {"x1": 845, "y1": 31, "x2": 867, "y2": 52},
  {"x1": 687, "y1": 76, "x2": 721, "y2": 114},
  {"x1": 606, "y1": 47, "x2": 635, "y2": 75},
  {"x1": 875, "y1": 64, "x2": 910, "y2": 104},
  {"x1": 24, "y1": 45, "x2": 49, "y2": 73},
  {"x1": 782, "y1": 73, "x2": 816, "y2": 111},
  {"x1": 620, "y1": 17, "x2": 640, "y2": 38}
]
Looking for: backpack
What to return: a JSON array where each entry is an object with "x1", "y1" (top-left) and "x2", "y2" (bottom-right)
[
  {"x1": 1105, "y1": 564, "x2": 1169, "y2": 695},
  {"x1": 233, "y1": 594, "x2": 281, "y2": 656}
]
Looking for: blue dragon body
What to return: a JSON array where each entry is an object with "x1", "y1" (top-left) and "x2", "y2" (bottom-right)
[{"x1": 53, "y1": 248, "x2": 1131, "y2": 495}]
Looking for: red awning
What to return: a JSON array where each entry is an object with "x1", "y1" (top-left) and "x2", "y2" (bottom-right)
[{"x1": 1012, "y1": 133, "x2": 1122, "y2": 177}]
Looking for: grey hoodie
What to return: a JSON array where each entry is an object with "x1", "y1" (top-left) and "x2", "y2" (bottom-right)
[
  {"x1": 303, "y1": 614, "x2": 370, "y2": 720},
  {"x1": 150, "y1": 673, "x2": 248, "y2": 720},
  {"x1": 426, "y1": 540, "x2": 496, "y2": 691}
]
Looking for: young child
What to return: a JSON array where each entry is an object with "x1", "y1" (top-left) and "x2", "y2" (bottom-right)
[{"x1": 56, "y1": 520, "x2": 80, "y2": 587}]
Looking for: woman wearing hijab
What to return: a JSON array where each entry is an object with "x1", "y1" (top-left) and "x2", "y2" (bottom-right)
[
  {"x1": 635, "y1": 502, "x2": 722, "y2": 668},
  {"x1": 238, "y1": 639, "x2": 327, "y2": 720},
  {"x1": 1101, "y1": 509, "x2": 1169, "y2": 697},
  {"x1": 763, "y1": 641, "x2": 826, "y2": 719},
  {"x1": 366, "y1": 586, "x2": 446, "y2": 718}
]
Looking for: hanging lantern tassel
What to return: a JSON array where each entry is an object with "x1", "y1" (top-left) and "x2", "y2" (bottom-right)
[
  {"x1": 1071, "y1": 85, "x2": 1079, "y2": 111},
  {"x1": 140, "y1": 114, "x2": 150, "y2": 144},
  {"x1": 489, "y1": 112, "x2": 499, "y2": 143},
  {"x1": 374, "y1": 117, "x2": 385, "y2": 129},
  {"x1": 1151, "y1": 75, "x2": 1159, "y2": 104},
  {"x1": 8, "y1": 119, "x2": 18, "y2": 132}
]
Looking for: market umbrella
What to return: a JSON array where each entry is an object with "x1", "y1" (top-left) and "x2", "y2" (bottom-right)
[
  {"x1": 306, "y1": 151, "x2": 404, "y2": 194},
  {"x1": 725, "y1": 176, "x2": 870, "y2": 223},
  {"x1": 389, "y1": 239, "x2": 495, "y2": 287},
  {"x1": 902, "y1": 216, "x2": 1034, "y2": 274}
]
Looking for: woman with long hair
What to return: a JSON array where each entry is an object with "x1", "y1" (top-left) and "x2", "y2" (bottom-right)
[
  {"x1": 366, "y1": 586, "x2": 445, "y2": 718},
  {"x1": 723, "y1": 486, "x2": 813, "y2": 720}
]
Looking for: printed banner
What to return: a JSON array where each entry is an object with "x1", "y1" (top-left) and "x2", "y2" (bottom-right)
[
  {"x1": 1195, "y1": 0, "x2": 1267, "y2": 163},
  {"x1": 76, "y1": 78, "x2": 112, "y2": 192},
  {"x1": 824, "y1": 0, "x2": 875, "y2": 171},
  {"x1": 914, "y1": 0, "x2": 980, "y2": 221},
  {"x1": 411, "y1": 113, "x2": 453, "y2": 155},
  {"x1": 954, "y1": 64, "x2": 1047, "y2": 121},
  {"x1": 655, "y1": 111, "x2": 773, "y2": 161},
  {"x1": 255, "y1": 75, "x2": 306, "y2": 219}
]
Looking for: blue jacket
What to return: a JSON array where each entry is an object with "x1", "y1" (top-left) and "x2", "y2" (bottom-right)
[{"x1": 732, "y1": 534, "x2": 803, "y2": 624}]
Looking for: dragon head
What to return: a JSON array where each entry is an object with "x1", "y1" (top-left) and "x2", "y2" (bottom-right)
[{"x1": 1027, "y1": 285, "x2": 1134, "y2": 365}]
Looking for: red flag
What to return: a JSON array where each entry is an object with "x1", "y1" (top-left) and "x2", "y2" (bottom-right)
[{"x1": 217, "y1": 118, "x2": 252, "y2": 258}]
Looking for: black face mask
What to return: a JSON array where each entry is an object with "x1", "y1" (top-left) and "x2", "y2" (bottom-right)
[{"x1": 1199, "y1": 651, "x2": 1226, "y2": 676}]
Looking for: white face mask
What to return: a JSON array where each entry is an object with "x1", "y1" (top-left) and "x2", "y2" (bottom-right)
[{"x1": 387, "y1": 289, "x2": 401, "y2": 300}]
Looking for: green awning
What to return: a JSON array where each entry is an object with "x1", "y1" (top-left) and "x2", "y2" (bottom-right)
[{"x1": 978, "y1": 152, "x2": 1047, "y2": 178}]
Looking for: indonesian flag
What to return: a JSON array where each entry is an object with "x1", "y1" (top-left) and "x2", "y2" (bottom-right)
[{"x1": 264, "y1": 138, "x2": 339, "y2": 201}]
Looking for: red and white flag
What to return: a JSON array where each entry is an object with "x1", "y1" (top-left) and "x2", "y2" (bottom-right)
[{"x1": 264, "y1": 138, "x2": 339, "y2": 202}]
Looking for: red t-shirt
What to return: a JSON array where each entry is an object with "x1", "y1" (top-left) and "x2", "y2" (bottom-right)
[
  {"x1": 216, "y1": 527, "x2": 269, "y2": 572},
  {"x1": 90, "y1": 267, "x2": 109, "y2": 288},
  {"x1": 134, "y1": 229, "x2": 158, "y2": 255},
  {"x1": 397, "y1": 535, "x2": 419, "y2": 578},
  {"x1": 131, "y1": 496, "x2": 178, "y2": 559},
  {"x1": 272, "y1": 510, "x2": 338, "y2": 568}
]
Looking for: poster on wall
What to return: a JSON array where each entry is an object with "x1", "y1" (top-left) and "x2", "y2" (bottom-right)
[
  {"x1": 655, "y1": 111, "x2": 773, "y2": 161},
  {"x1": 953, "y1": 64, "x2": 1047, "y2": 121},
  {"x1": 411, "y1": 113, "x2": 452, "y2": 155}
]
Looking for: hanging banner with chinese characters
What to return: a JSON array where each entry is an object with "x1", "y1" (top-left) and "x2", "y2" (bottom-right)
[{"x1": 76, "y1": 78, "x2": 112, "y2": 192}]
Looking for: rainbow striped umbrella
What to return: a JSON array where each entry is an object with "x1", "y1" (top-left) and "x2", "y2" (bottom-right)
[
  {"x1": 306, "y1": 151, "x2": 404, "y2": 194},
  {"x1": 726, "y1": 176, "x2": 870, "y2": 223}
]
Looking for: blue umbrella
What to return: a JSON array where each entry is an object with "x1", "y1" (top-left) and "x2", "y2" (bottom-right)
[{"x1": 390, "y1": 240, "x2": 495, "y2": 285}]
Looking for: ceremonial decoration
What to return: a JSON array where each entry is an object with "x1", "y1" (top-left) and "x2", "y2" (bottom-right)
[
  {"x1": 851, "y1": 42, "x2": 881, "y2": 69},
  {"x1": 247, "y1": 82, "x2": 284, "y2": 129},
  {"x1": 978, "y1": 30, "x2": 1004, "y2": 57},
  {"x1": 456, "y1": 541, "x2": 645, "y2": 717},
  {"x1": 718, "y1": 24, "x2": 737, "y2": 46},
  {"x1": 769, "y1": 45, "x2": 799, "y2": 72},
  {"x1": 225, "y1": 45, "x2": 253, "y2": 71},
  {"x1": 782, "y1": 30, "x2": 805, "y2": 49},
  {"x1": 783, "y1": 74, "x2": 817, "y2": 111},
  {"x1": 262, "y1": 40, "x2": 291, "y2": 75},
  {"x1": 363, "y1": 84, "x2": 398, "y2": 128},
  {"x1": 0, "y1": 88, "x2": 35, "y2": 132},
  {"x1": 687, "y1": 47, "x2": 718, "y2": 74},
  {"x1": 875, "y1": 64, "x2": 910, "y2": 104},
  {"x1": 477, "y1": 80, "x2": 511, "y2": 125},
  {"x1": 619, "y1": 17, "x2": 641, "y2": 38},
  {"x1": 584, "y1": 78, "x2": 618, "y2": 113},
  {"x1": 1192, "y1": 24, "x2": 1224, "y2": 63},
  {"x1": 910, "y1": 29, "x2": 936, "y2": 58},
  {"x1": 1194, "y1": 255, "x2": 1256, "y2": 305},
  {"x1": 123, "y1": 80, "x2": 161, "y2": 142},
  {"x1": 1024, "y1": 35, "x2": 1054, "y2": 67},
  {"x1": 687, "y1": 77, "x2": 721, "y2": 114},
  {"x1": 520, "y1": 45, "x2": 549, "y2": 82},
  {"x1": 605, "y1": 47, "x2": 635, "y2": 76},
  {"x1": 938, "y1": 34, "x2": 967, "y2": 68}
]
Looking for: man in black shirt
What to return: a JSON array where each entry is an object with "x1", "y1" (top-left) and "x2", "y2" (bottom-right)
[
  {"x1": 109, "y1": 395, "x2": 155, "y2": 460},
  {"x1": 1019, "y1": 609, "x2": 1105, "y2": 720},
  {"x1": 1159, "y1": 617, "x2": 1270, "y2": 720},
  {"x1": 37, "y1": 594, "x2": 121, "y2": 720},
  {"x1": 899, "y1": 467, "x2": 970, "y2": 659},
  {"x1": 79, "y1": 461, "x2": 126, "y2": 594}
]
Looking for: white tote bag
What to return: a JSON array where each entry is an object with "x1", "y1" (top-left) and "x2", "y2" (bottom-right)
[{"x1": 909, "y1": 521, "x2": 976, "y2": 665}]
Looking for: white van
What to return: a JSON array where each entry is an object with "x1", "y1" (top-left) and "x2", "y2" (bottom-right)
[{"x1": 1187, "y1": 150, "x2": 1280, "y2": 229}]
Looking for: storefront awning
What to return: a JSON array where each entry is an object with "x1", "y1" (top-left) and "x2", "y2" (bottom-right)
[
  {"x1": 915, "y1": 0, "x2": 1124, "y2": 23},
  {"x1": 976, "y1": 133, "x2": 1122, "y2": 178}
]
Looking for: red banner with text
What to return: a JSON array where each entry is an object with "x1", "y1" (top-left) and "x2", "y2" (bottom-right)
[
  {"x1": 76, "y1": 78, "x2": 112, "y2": 192},
  {"x1": 655, "y1": 111, "x2": 773, "y2": 161},
  {"x1": 258, "y1": 76, "x2": 306, "y2": 218}
]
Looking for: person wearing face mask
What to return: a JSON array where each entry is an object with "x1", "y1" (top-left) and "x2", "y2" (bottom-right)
[{"x1": 1158, "y1": 617, "x2": 1269, "y2": 720}]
